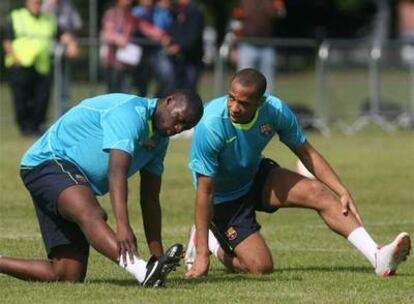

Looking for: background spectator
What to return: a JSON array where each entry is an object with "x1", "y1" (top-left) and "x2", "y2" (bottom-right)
[
  {"x1": 398, "y1": 0, "x2": 414, "y2": 42},
  {"x1": 234, "y1": 0, "x2": 286, "y2": 93},
  {"x1": 132, "y1": 0, "x2": 174, "y2": 97},
  {"x1": 3, "y1": 0, "x2": 58, "y2": 136},
  {"x1": 100, "y1": 0, "x2": 137, "y2": 93},
  {"x1": 167, "y1": 0, "x2": 204, "y2": 91}
]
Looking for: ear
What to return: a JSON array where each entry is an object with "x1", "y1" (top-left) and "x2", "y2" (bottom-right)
[{"x1": 165, "y1": 95, "x2": 175, "y2": 106}]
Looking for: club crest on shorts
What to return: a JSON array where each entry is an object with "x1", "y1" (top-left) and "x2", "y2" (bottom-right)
[
  {"x1": 144, "y1": 139, "x2": 156, "y2": 151},
  {"x1": 225, "y1": 226, "x2": 237, "y2": 241},
  {"x1": 74, "y1": 174, "x2": 86, "y2": 183},
  {"x1": 259, "y1": 123, "x2": 272, "y2": 136}
]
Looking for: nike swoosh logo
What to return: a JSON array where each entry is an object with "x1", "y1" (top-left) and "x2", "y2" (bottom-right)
[{"x1": 226, "y1": 136, "x2": 237, "y2": 144}]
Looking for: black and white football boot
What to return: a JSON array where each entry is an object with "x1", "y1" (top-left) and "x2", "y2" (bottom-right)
[{"x1": 141, "y1": 243, "x2": 183, "y2": 287}]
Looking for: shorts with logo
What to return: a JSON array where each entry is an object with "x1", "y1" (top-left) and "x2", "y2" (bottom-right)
[
  {"x1": 210, "y1": 158, "x2": 279, "y2": 255},
  {"x1": 20, "y1": 159, "x2": 91, "y2": 258}
]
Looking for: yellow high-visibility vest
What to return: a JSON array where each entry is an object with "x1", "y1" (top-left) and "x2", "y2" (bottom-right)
[{"x1": 5, "y1": 8, "x2": 56, "y2": 74}]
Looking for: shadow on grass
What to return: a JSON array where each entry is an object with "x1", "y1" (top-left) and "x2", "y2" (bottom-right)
[
  {"x1": 277, "y1": 265, "x2": 373, "y2": 273},
  {"x1": 86, "y1": 266, "x2": 412, "y2": 287},
  {"x1": 87, "y1": 269, "x2": 301, "y2": 288}
]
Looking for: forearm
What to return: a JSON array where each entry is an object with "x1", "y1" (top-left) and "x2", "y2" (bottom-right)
[
  {"x1": 108, "y1": 150, "x2": 132, "y2": 229},
  {"x1": 141, "y1": 198, "x2": 163, "y2": 257},
  {"x1": 140, "y1": 170, "x2": 163, "y2": 257},
  {"x1": 303, "y1": 148, "x2": 350, "y2": 196},
  {"x1": 109, "y1": 170, "x2": 129, "y2": 228},
  {"x1": 194, "y1": 189, "x2": 213, "y2": 257}
]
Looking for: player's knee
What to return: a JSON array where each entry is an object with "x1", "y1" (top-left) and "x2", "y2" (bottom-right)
[
  {"x1": 246, "y1": 258, "x2": 274, "y2": 274},
  {"x1": 78, "y1": 207, "x2": 107, "y2": 226},
  {"x1": 52, "y1": 263, "x2": 86, "y2": 282},
  {"x1": 307, "y1": 180, "x2": 334, "y2": 210}
]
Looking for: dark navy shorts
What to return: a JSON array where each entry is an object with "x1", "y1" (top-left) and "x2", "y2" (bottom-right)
[
  {"x1": 211, "y1": 158, "x2": 279, "y2": 255},
  {"x1": 20, "y1": 159, "x2": 91, "y2": 258}
]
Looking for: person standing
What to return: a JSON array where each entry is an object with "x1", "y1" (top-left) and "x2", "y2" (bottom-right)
[
  {"x1": 100, "y1": 0, "x2": 136, "y2": 93},
  {"x1": 3, "y1": 0, "x2": 57, "y2": 136},
  {"x1": 235, "y1": 0, "x2": 286, "y2": 93},
  {"x1": 167, "y1": 0, "x2": 204, "y2": 91}
]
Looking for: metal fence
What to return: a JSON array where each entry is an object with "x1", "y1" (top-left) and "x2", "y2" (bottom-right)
[
  {"x1": 213, "y1": 36, "x2": 414, "y2": 136},
  {"x1": 49, "y1": 36, "x2": 414, "y2": 136}
]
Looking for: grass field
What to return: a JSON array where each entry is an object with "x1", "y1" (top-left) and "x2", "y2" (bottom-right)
[{"x1": 0, "y1": 78, "x2": 413, "y2": 303}]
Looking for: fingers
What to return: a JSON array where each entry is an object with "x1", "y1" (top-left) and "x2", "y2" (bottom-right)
[
  {"x1": 119, "y1": 242, "x2": 127, "y2": 267},
  {"x1": 119, "y1": 239, "x2": 138, "y2": 266},
  {"x1": 340, "y1": 196, "x2": 349, "y2": 215}
]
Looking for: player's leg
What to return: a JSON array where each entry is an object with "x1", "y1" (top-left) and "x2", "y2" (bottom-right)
[
  {"x1": 262, "y1": 166, "x2": 360, "y2": 236},
  {"x1": 57, "y1": 185, "x2": 119, "y2": 262},
  {"x1": 217, "y1": 232, "x2": 273, "y2": 274},
  {"x1": 0, "y1": 245, "x2": 88, "y2": 282},
  {"x1": 184, "y1": 224, "x2": 273, "y2": 274},
  {"x1": 260, "y1": 163, "x2": 411, "y2": 276},
  {"x1": 55, "y1": 165, "x2": 182, "y2": 286},
  {"x1": 211, "y1": 194, "x2": 274, "y2": 274}
]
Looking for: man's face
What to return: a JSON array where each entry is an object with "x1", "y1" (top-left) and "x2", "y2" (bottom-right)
[
  {"x1": 27, "y1": 0, "x2": 42, "y2": 15},
  {"x1": 155, "y1": 97, "x2": 195, "y2": 137},
  {"x1": 227, "y1": 80, "x2": 261, "y2": 124}
]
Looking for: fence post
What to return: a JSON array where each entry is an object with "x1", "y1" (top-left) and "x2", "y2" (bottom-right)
[
  {"x1": 53, "y1": 44, "x2": 65, "y2": 120},
  {"x1": 315, "y1": 41, "x2": 331, "y2": 136}
]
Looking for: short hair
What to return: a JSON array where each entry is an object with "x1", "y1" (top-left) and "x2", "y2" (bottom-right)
[
  {"x1": 231, "y1": 68, "x2": 267, "y2": 98},
  {"x1": 172, "y1": 89, "x2": 204, "y2": 123}
]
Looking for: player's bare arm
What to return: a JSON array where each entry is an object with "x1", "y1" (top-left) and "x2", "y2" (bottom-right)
[
  {"x1": 140, "y1": 169, "x2": 163, "y2": 258},
  {"x1": 186, "y1": 174, "x2": 214, "y2": 278},
  {"x1": 291, "y1": 140, "x2": 363, "y2": 225},
  {"x1": 108, "y1": 149, "x2": 138, "y2": 265}
]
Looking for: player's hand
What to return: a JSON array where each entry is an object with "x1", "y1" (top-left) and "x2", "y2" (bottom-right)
[
  {"x1": 185, "y1": 253, "x2": 210, "y2": 278},
  {"x1": 116, "y1": 224, "x2": 138, "y2": 266},
  {"x1": 340, "y1": 192, "x2": 363, "y2": 225}
]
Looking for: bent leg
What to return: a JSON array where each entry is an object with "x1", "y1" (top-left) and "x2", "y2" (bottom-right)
[
  {"x1": 57, "y1": 185, "x2": 119, "y2": 262},
  {"x1": 262, "y1": 167, "x2": 360, "y2": 237},
  {"x1": 217, "y1": 232, "x2": 273, "y2": 274},
  {"x1": 0, "y1": 245, "x2": 87, "y2": 282}
]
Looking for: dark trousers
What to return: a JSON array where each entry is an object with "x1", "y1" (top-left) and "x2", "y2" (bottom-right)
[{"x1": 8, "y1": 66, "x2": 51, "y2": 135}]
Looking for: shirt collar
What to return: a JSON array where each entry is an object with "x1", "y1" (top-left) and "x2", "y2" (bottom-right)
[{"x1": 147, "y1": 98, "x2": 158, "y2": 137}]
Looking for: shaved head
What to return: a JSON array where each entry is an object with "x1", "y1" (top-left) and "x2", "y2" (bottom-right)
[
  {"x1": 171, "y1": 89, "x2": 204, "y2": 124},
  {"x1": 154, "y1": 89, "x2": 203, "y2": 137},
  {"x1": 231, "y1": 68, "x2": 267, "y2": 99}
]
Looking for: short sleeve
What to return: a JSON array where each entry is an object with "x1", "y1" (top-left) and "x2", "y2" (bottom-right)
[
  {"x1": 142, "y1": 139, "x2": 169, "y2": 176},
  {"x1": 189, "y1": 121, "x2": 223, "y2": 177},
  {"x1": 275, "y1": 102, "x2": 306, "y2": 148},
  {"x1": 101, "y1": 103, "x2": 145, "y2": 155}
]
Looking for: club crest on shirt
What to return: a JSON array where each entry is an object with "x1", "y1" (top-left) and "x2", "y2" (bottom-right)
[
  {"x1": 225, "y1": 226, "x2": 238, "y2": 241},
  {"x1": 144, "y1": 138, "x2": 156, "y2": 151},
  {"x1": 259, "y1": 123, "x2": 272, "y2": 136}
]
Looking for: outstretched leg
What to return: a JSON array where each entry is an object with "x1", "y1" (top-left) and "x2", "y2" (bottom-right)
[
  {"x1": 0, "y1": 245, "x2": 88, "y2": 282},
  {"x1": 262, "y1": 166, "x2": 360, "y2": 236},
  {"x1": 261, "y1": 166, "x2": 410, "y2": 276}
]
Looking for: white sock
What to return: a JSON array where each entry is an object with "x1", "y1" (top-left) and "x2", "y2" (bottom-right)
[
  {"x1": 119, "y1": 255, "x2": 148, "y2": 283},
  {"x1": 208, "y1": 229, "x2": 221, "y2": 257},
  {"x1": 347, "y1": 227, "x2": 378, "y2": 267}
]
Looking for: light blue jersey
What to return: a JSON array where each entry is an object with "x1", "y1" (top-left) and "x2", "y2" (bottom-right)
[
  {"x1": 189, "y1": 94, "x2": 306, "y2": 204},
  {"x1": 21, "y1": 94, "x2": 169, "y2": 195}
]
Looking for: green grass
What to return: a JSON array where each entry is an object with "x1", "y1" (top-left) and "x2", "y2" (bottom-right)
[{"x1": 1, "y1": 78, "x2": 414, "y2": 303}]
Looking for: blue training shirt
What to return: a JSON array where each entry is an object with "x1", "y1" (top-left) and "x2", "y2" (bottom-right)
[
  {"x1": 189, "y1": 94, "x2": 306, "y2": 204},
  {"x1": 21, "y1": 94, "x2": 169, "y2": 196}
]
